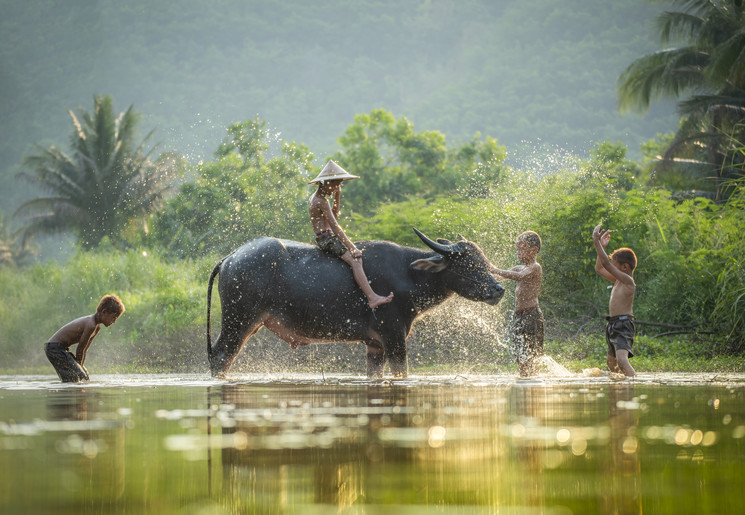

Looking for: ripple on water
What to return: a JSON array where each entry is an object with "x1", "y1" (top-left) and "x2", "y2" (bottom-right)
[{"x1": 1, "y1": 372, "x2": 744, "y2": 390}]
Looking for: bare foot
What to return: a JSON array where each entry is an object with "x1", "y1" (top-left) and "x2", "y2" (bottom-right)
[{"x1": 369, "y1": 292, "x2": 394, "y2": 309}]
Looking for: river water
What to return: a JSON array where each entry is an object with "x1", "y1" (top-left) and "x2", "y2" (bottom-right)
[{"x1": 1, "y1": 372, "x2": 744, "y2": 514}]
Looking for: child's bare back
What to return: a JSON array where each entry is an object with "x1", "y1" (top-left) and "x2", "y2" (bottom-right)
[{"x1": 48, "y1": 315, "x2": 100, "y2": 349}]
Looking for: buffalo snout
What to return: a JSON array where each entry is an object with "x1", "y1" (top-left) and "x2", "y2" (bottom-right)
[{"x1": 484, "y1": 283, "x2": 505, "y2": 305}]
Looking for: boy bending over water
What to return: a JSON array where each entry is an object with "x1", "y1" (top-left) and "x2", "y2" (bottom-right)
[
  {"x1": 309, "y1": 160, "x2": 393, "y2": 309},
  {"x1": 489, "y1": 231, "x2": 544, "y2": 377},
  {"x1": 45, "y1": 294, "x2": 125, "y2": 382},
  {"x1": 592, "y1": 224, "x2": 637, "y2": 377}
]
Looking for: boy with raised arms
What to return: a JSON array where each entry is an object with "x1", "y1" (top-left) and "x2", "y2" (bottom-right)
[{"x1": 592, "y1": 224, "x2": 637, "y2": 377}]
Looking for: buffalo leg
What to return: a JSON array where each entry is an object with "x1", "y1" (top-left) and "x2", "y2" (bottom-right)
[
  {"x1": 384, "y1": 335, "x2": 409, "y2": 378},
  {"x1": 210, "y1": 313, "x2": 263, "y2": 378},
  {"x1": 386, "y1": 347, "x2": 408, "y2": 379},
  {"x1": 366, "y1": 346, "x2": 386, "y2": 379}
]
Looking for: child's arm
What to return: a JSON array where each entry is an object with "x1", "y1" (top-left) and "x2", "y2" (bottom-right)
[
  {"x1": 593, "y1": 226, "x2": 616, "y2": 282},
  {"x1": 319, "y1": 195, "x2": 361, "y2": 258},
  {"x1": 491, "y1": 264, "x2": 535, "y2": 282},
  {"x1": 74, "y1": 321, "x2": 98, "y2": 365},
  {"x1": 592, "y1": 224, "x2": 633, "y2": 286},
  {"x1": 332, "y1": 189, "x2": 341, "y2": 220}
]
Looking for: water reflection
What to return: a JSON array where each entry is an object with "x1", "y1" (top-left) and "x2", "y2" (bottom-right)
[
  {"x1": 46, "y1": 388, "x2": 92, "y2": 421},
  {"x1": 605, "y1": 384, "x2": 642, "y2": 515},
  {"x1": 209, "y1": 382, "x2": 650, "y2": 511},
  {"x1": 1, "y1": 375, "x2": 744, "y2": 513},
  {"x1": 47, "y1": 389, "x2": 127, "y2": 503},
  {"x1": 509, "y1": 385, "x2": 549, "y2": 511},
  {"x1": 215, "y1": 383, "x2": 416, "y2": 510}
]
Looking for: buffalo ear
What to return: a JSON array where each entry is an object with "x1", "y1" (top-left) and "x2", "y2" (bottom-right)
[
  {"x1": 436, "y1": 238, "x2": 453, "y2": 245},
  {"x1": 410, "y1": 255, "x2": 447, "y2": 273},
  {"x1": 457, "y1": 233, "x2": 466, "y2": 241}
]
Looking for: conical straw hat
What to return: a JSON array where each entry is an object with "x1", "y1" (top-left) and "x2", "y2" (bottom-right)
[{"x1": 308, "y1": 160, "x2": 360, "y2": 184}]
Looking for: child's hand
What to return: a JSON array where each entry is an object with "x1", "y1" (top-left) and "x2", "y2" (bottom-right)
[
  {"x1": 592, "y1": 223, "x2": 603, "y2": 242},
  {"x1": 351, "y1": 248, "x2": 362, "y2": 260},
  {"x1": 600, "y1": 229, "x2": 611, "y2": 248}
]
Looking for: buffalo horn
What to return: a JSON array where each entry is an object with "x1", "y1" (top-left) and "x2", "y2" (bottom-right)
[{"x1": 413, "y1": 227, "x2": 455, "y2": 255}]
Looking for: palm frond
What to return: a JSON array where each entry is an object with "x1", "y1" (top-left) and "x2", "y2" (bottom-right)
[
  {"x1": 618, "y1": 47, "x2": 708, "y2": 113},
  {"x1": 677, "y1": 91, "x2": 745, "y2": 118},
  {"x1": 707, "y1": 30, "x2": 745, "y2": 86},
  {"x1": 656, "y1": 11, "x2": 703, "y2": 44}
]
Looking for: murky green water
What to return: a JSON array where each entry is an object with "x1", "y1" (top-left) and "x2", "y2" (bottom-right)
[{"x1": 1, "y1": 373, "x2": 744, "y2": 514}]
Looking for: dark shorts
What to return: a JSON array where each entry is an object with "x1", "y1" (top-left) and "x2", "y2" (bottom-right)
[
  {"x1": 605, "y1": 316, "x2": 635, "y2": 358},
  {"x1": 45, "y1": 342, "x2": 89, "y2": 383},
  {"x1": 508, "y1": 307, "x2": 544, "y2": 365},
  {"x1": 316, "y1": 232, "x2": 348, "y2": 258}
]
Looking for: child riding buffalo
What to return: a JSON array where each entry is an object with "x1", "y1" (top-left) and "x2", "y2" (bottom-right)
[{"x1": 308, "y1": 160, "x2": 393, "y2": 309}]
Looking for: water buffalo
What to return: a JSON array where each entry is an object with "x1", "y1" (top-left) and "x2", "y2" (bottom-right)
[{"x1": 207, "y1": 228, "x2": 504, "y2": 378}]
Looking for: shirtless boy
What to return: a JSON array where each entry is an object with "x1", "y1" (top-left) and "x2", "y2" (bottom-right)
[
  {"x1": 592, "y1": 224, "x2": 637, "y2": 377},
  {"x1": 309, "y1": 160, "x2": 393, "y2": 309},
  {"x1": 488, "y1": 231, "x2": 544, "y2": 376},
  {"x1": 45, "y1": 294, "x2": 125, "y2": 382}
]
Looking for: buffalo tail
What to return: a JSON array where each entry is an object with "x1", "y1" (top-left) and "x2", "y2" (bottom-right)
[{"x1": 206, "y1": 258, "x2": 225, "y2": 368}]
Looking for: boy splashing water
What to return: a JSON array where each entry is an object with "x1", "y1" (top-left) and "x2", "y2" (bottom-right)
[
  {"x1": 488, "y1": 231, "x2": 544, "y2": 377},
  {"x1": 592, "y1": 224, "x2": 637, "y2": 377},
  {"x1": 45, "y1": 294, "x2": 125, "y2": 382}
]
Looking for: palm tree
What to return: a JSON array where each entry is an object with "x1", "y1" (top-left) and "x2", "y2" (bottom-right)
[
  {"x1": 617, "y1": 0, "x2": 745, "y2": 200},
  {"x1": 15, "y1": 96, "x2": 175, "y2": 248},
  {"x1": 0, "y1": 211, "x2": 34, "y2": 267}
]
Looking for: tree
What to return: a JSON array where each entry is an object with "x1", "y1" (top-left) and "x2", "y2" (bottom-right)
[
  {"x1": 0, "y1": 211, "x2": 35, "y2": 267},
  {"x1": 617, "y1": 0, "x2": 745, "y2": 199},
  {"x1": 332, "y1": 109, "x2": 507, "y2": 215},
  {"x1": 151, "y1": 117, "x2": 315, "y2": 257},
  {"x1": 580, "y1": 141, "x2": 642, "y2": 191},
  {"x1": 15, "y1": 96, "x2": 177, "y2": 249}
]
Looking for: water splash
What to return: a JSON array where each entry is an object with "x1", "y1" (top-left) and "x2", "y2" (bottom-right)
[
  {"x1": 506, "y1": 140, "x2": 582, "y2": 178},
  {"x1": 533, "y1": 355, "x2": 572, "y2": 377}
]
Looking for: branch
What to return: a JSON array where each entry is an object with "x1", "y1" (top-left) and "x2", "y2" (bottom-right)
[
  {"x1": 634, "y1": 320, "x2": 699, "y2": 329},
  {"x1": 651, "y1": 330, "x2": 717, "y2": 338}
]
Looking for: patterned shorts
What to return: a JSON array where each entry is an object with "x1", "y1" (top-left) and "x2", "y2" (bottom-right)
[
  {"x1": 605, "y1": 316, "x2": 635, "y2": 358},
  {"x1": 508, "y1": 307, "x2": 545, "y2": 364},
  {"x1": 45, "y1": 342, "x2": 89, "y2": 383},
  {"x1": 316, "y1": 232, "x2": 348, "y2": 258}
]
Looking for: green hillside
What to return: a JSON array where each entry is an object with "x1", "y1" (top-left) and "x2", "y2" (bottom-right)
[{"x1": 0, "y1": 0, "x2": 677, "y2": 212}]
